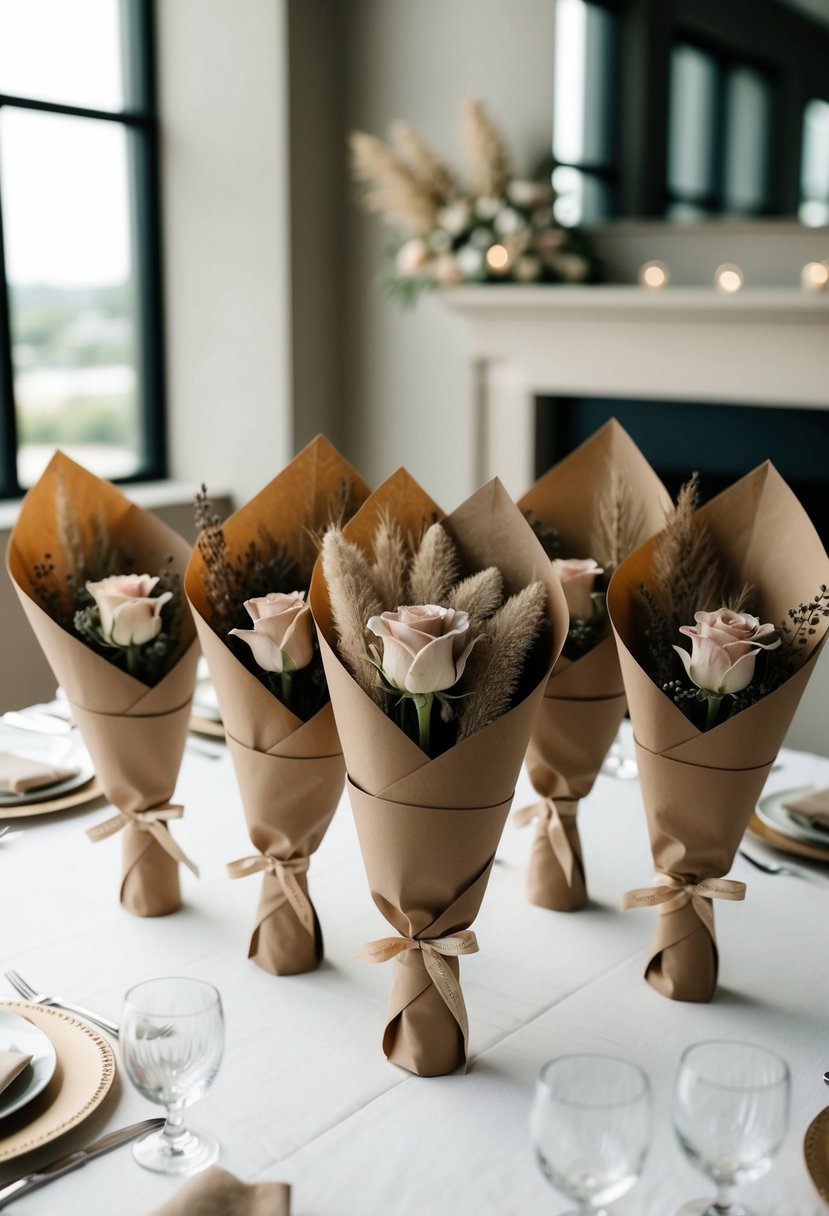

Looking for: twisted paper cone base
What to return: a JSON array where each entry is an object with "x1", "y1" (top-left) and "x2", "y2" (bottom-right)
[
  {"x1": 121, "y1": 828, "x2": 181, "y2": 917},
  {"x1": 526, "y1": 814, "x2": 587, "y2": 912},
  {"x1": 383, "y1": 951, "x2": 464, "y2": 1077},
  {"x1": 644, "y1": 903, "x2": 718, "y2": 1003},
  {"x1": 248, "y1": 873, "x2": 324, "y2": 976}
]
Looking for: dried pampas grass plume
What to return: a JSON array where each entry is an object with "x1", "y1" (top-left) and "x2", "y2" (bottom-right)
[
  {"x1": 390, "y1": 120, "x2": 455, "y2": 207},
  {"x1": 456, "y1": 581, "x2": 547, "y2": 741},
  {"x1": 369, "y1": 512, "x2": 409, "y2": 610},
  {"x1": 448, "y1": 567, "x2": 504, "y2": 624},
  {"x1": 321, "y1": 529, "x2": 386, "y2": 705},
  {"x1": 590, "y1": 467, "x2": 647, "y2": 575},
  {"x1": 459, "y1": 98, "x2": 511, "y2": 198},
  {"x1": 651, "y1": 473, "x2": 728, "y2": 623},
  {"x1": 349, "y1": 131, "x2": 437, "y2": 235},
  {"x1": 408, "y1": 523, "x2": 460, "y2": 605}
]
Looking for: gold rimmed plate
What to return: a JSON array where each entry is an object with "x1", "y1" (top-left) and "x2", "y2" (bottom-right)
[
  {"x1": 804, "y1": 1106, "x2": 829, "y2": 1202},
  {"x1": 0, "y1": 1003, "x2": 116, "y2": 1162}
]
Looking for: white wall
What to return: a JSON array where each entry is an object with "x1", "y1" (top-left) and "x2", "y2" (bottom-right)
[
  {"x1": 340, "y1": 0, "x2": 557, "y2": 509},
  {"x1": 157, "y1": 0, "x2": 293, "y2": 508}
]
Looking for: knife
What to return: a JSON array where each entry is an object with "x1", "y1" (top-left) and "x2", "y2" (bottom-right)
[{"x1": 0, "y1": 1118, "x2": 164, "y2": 1209}]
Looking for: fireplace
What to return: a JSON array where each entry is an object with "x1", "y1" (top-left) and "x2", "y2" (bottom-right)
[{"x1": 535, "y1": 395, "x2": 829, "y2": 545}]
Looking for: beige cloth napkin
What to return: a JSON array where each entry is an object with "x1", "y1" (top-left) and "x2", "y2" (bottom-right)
[
  {"x1": 782, "y1": 787, "x2": 829, "y2": 829},
  {"x1": 0, "y1": 752, "x2": 78, "y2": 794},
  {"x1": 148, "y1": 1167, "x2": 290, "y2": 1216},
  {"x1": 0, "y1": 1049, "x2": 32, "y2": 1095}
]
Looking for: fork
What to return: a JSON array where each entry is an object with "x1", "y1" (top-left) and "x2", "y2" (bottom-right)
[
  {"x1": 738, "y1": 848, "x2": 827, "y2": 885},
  {"x1": 5, "y1": 969, "x2": 121, "y2": 1037}
]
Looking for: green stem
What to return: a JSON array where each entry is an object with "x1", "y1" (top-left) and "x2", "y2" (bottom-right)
[
  {"x1": 705, "y1": 694, "x2": 723, "y2": 730},
  {"x1": 280, "y1": 670, "x2": 294, "y2": 711},
  {"x1": 413, "y1": 693, "x2": 434, "y2": 755}
]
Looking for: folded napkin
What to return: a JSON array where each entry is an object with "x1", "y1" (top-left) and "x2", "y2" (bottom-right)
[
  {"x1": 782, "y1": 787, "x2": 829, "y2": 830},
  {"x1": 148, "y1": 1167, "x2": 290, "y2": 1216},
  {"x1": 0, "y1": 752, "x2": 78, "y2": 794},
  {"x1": 0, "y1": 1049, "x2": 32, "y2": 1095}
]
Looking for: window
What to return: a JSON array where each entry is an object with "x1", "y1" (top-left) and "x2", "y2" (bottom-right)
[
  {"x1": 553, "y1": 0, "x2": 829, "y2": 221},
  {"x1": 667, "y1": 43, "x2": 772, "y2": 219},
  {"x1": 552, "y1": 0, "x2": 620, "y2": 226},
  {"x1": 0, "y1": 0, "x2": 163, "y2": 498}
]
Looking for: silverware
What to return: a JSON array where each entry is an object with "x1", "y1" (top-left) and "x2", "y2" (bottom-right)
[
  {"x1": 4, "y1": 970, "x2": 121, "y2": 1038},
  {"x1": 0, "y1": 827, "x2": 22, "y2": 843},
  {"x1": 738, "y1": 848, "x2": 826, "y2": 885},
  {"x1": 824, "y1": 1071, "x2": 829, "y2": 1086},
  {"x1": 0, "y1": 1118, "x2": 164, "y2": 1209}
]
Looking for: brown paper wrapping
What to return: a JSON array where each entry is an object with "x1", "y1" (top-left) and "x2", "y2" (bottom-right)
[
  {"x1": 518, "y1": 419, "x2": 670, "y2": 910},
  {"x1": 185, "y1": 435, "x2": 370, "y2": 974},
  {"x1": 310, "y1": 471, "x2": 568, "y2": 1074},
  {"x1": 148, "y1": 1166, "x2": 290, "y2": 1216},
  {"x1": 608, "y1": 461, "x2": 829, "y2": 1001},
  {"x1": 6, "y1": 452, "x2": 198, "y2": 916}
]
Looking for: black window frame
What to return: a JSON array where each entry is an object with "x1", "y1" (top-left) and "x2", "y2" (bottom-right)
[{"x1": 0, "y1": 0, "x2": 165, "y2": 500}]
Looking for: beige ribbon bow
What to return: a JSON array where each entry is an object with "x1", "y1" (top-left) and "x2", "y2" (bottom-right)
[
  {"x1": 226, "y1": 855, "x2": 315, "y2": 938},
  {"x1": 622, "y1": 873, "x2": 746, "y2": 939},
  {"x1": 514, "y1": 797, "x2": 578, "y2": 886},
  {"x1": 87, "y1": 804, "x2": 199, "y2": 877},
  {"x1": 356, "y1": 930, "x2": 479, "y2": 1054}
]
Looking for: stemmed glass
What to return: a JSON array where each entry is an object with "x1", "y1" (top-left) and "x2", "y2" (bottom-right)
[
  {"x1": 530, "y1": 1053, "x2": 652, "y2": 1214},
  {"x1": 121, "y1": 977, "x2": 224, "y2": 1175},
  {"x1": 673, "y1": 1040, "x2": 790, "y2": 1215}
]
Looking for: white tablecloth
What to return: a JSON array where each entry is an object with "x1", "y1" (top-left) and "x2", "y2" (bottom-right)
[{"x1": 2, "y1": 722, "x2": 829, "y2": 1215}]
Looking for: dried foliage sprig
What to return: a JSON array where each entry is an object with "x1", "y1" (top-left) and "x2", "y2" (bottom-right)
[
  {"x1": 323, "y1": 517, "x2": 546, "y2": 752},
  {"x1": 650, "y1": 473, "x2": 731, "y2": 624},
  {"x1": 459, "y1": 98, "x2": 511, "y2": 198},
  {"x1": 590, "y1": 468, "x2": 647, "y2": 576},
  {"x1": 390, "y1": 120, "x2": 455, "y2": 208},
  {"x1": 349, "y1": 131, "x2": 437, "y2": 235}
]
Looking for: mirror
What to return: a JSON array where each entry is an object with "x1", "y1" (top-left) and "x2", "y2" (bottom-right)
[{"x1": 551, "y1": 0, "x2": 829, "y2": 225}]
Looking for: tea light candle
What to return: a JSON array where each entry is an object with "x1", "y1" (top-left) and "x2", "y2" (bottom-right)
[
  {"x1": 638, "y1": 260, "x2": 670, "y2": 289},
  {"x1": 715, "y1": 263, "x2": 744, "y2": 293},
  {"x1": 801, "y1": 260, "x2": 829, "y2": 291}
]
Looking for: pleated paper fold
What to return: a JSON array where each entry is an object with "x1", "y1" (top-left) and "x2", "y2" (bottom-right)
[
  {"x1": 608, "y1": 461, "x2": 829, "y2": 1001},
  {"x1": 185, "y1": 435, "x2": 370, "y2": 974},
  {"x1": 310, "y1": 470, "x2": 568, "y2": 1074},
  {"x1": 6, "y1": 452, "x2": 198, "y2": 916},
  {"x1": 518, "y1": 420, "x2": 669, "y2": 910}
]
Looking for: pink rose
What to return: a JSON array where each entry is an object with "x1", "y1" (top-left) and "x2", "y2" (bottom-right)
[
  {"x1": 230, "y1": 591, "x2": 314, "y2": 673},
  {"x1": 551, "y1": 558, "x2": 604, "y2": 621},
  {"x1": 367, "y1": 604, "x2": 478, "y2": 694},
  {"x1": 86, "y1": 574, "x2": 172, "y2": 647},
  {"x1": 674, "y1": 608, "x2": 780, "y2": 695}
]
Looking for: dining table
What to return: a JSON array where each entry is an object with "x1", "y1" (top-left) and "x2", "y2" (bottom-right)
[{"x1": 2, "y1": 717, "x2": 829, "y2": 1215}]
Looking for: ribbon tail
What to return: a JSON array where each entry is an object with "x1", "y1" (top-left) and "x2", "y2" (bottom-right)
[
  {"x1": 422, "y1": 947, "x2": 470, "y2": 1066},
  {"x1": 146, "y1": 821, "x2": 200, "y2": 878},
  {"x1": 277, "y1": 867, "x2": 316, "y2": 939},
  {"x1": 544, "y1": 800, "x2": 577, "y2": 889}
]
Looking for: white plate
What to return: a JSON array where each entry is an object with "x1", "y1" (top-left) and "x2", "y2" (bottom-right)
[
  {"x1": 0, "y1": 1008, "x2": 57, "y2": 1120},
  {"x1": 0, "y1": 724, "x2": 94, "y2": 808},
  {"x1": 756, "y1": 786, "x2": 829, "y2": 850}
]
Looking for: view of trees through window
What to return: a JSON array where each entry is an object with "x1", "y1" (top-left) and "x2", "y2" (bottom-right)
[{"x1": 0, "y1": 0, "x2": 161, "y2": 497}]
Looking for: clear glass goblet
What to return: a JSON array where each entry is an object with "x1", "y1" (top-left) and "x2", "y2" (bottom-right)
[
  {"x1": 673, "y1": 1040, "x2": 790, "y2": 1216},
  {"x1": 530, "y1": 1053, "x2": 652, "y2": 1214},
  {"x1": 121, "y1": 977, "x2": 224, "y2": 1175}
]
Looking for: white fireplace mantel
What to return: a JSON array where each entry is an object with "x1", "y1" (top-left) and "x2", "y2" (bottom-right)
[{"x1": 444, "y1": 284, "x2": 829, "y2": 496}]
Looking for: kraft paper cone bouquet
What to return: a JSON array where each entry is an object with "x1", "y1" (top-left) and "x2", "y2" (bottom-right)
[
  {"x1": 6, "y1": 452, "x2": 199, "y2": 916},
  {"x1": 310, "y1": 470, "x2": 568, "y2": 1075},
  {"x1": 184, "y1": 436, "x2": 370, "y2": 975},
  {"x1": 516, "y1": 419, "x2": 669, "y2": 911},
  {"x1": 608, "y1": 462, "x2": 829, "y2": 1002}
]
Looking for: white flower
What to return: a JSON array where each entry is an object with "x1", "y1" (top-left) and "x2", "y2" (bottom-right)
[
  {"x1": 396, "y1": 238, "x2": 429, "y2": 276},
  {"x1": 86, "y1": 574, "x2": 172, "y2": 648}
]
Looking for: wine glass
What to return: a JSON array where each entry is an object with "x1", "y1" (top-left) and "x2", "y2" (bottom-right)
[
  {"x1": 121, "y1": 977, "x2": 224, "y2": 1175},
  {"x1": 673, "y1": 1040, "x2": 790, "y2": 1215},
  {"x1": 530, "y1": 1053, "x2": 652, "y2": 1214}
]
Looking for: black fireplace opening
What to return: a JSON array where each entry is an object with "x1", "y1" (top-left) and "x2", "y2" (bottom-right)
[{"x1": 535, "y1": 396, "x2": 829, "y2": 547}]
